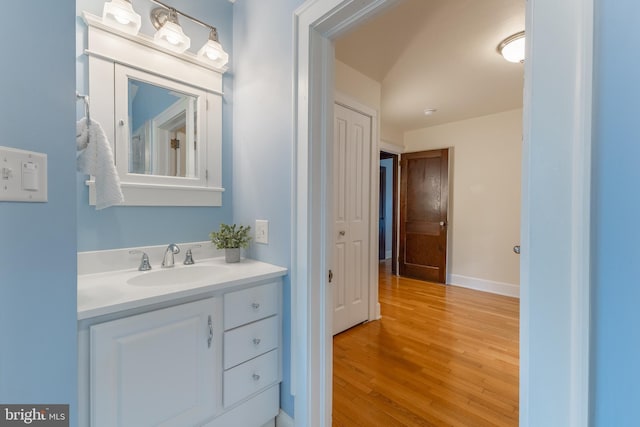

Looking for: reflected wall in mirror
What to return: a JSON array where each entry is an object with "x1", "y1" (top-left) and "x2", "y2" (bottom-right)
[{"x1": 128, "y1": 79, "x2": 198, "y2": 178}]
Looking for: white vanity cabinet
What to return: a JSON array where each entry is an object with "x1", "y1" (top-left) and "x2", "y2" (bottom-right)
[
  {"x1": 90, "y1": 298, "x2": 222, "y2": 427},
  {"x1": 78, "y1": 271, "x2": 284, "y2": 427}
]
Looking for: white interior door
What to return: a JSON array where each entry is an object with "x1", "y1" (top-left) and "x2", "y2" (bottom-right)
[{"x1": 333, "y1": 103, "x2": 371, "y2": 335}]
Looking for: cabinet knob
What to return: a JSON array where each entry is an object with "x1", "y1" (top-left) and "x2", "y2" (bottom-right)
[
  {"x1": 253, "y1": 338, "x2": 261, "y2": 346},
  {"x1": 251, "y1": 302, "x2": 260, "y2": 310},
  {"x1": 252, "y1": 373, "x2": 261, "y2": 381}
]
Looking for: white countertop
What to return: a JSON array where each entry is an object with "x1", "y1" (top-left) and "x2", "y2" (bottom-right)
[{"x1": 78, "y1": 257, "x2": 287, "y2": 320}]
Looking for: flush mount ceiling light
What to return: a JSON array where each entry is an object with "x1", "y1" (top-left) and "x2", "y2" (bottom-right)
[
  {"x1": 102, "y1": 0, "x2": 141, "y2": 35},
  {"x1": 197, "y1": 28, "x2": 229, "y2": 68},
  {"x1": 151, "y1": 7, "x2": 191, "y2": 53},
  {"x1": 497, "y1": 31, "x2": 525, "y2": 63},
  {"x1": 423, "y1": 108, "x2": 437, "y2": 116}
]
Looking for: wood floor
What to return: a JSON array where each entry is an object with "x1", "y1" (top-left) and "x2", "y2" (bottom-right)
[{"x1": 332, "y1": 261, "x2": 519, "y2": 426}]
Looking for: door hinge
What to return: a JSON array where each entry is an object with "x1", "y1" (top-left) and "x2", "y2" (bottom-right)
[
  {"x1": 328, "y1": 269, "x2": 333, "y2": 283},
  {"x1": 205, "y1": 169, "x2": 209, "y2": 180}
]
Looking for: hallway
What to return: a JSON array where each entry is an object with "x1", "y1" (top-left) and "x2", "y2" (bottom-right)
[{"x1": 332, "y1": 261, "x2": 519, "y2": 426}]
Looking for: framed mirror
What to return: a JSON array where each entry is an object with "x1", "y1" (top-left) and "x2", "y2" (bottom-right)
[
  {"x1": 84, "y1": 11, "x2": 224, "y2": 206},
  {"x1": 115, "y1": 65, "x2": 210, "y2": 190}
]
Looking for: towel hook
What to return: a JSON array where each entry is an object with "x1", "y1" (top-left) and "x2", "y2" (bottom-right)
[{"x1": 76, "y1": 92, "x2": 91, "y2": 125}]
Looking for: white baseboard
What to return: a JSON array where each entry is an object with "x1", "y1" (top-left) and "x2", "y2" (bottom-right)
[
  {"x1": 447, "y1": 274, "x2": 519, "y2": 298},
  {"x1": 276, "y1": 409, "x2": 294, "y2": 427}
]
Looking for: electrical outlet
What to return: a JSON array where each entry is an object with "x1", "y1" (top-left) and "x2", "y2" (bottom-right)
[{"x1": 255, "y1": 220, "x2": 269, "y2": 244}]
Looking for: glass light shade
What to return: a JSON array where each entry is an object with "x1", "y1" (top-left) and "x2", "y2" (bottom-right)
[
  {"x1": 197, "y1": 39, "x2": 229, "y2": 68},
  {"x1": 102, "y1": 0, "x2": 141, "y2": 35},
  {"x1": 154, "y1": 21, "x2": 191, "y2": 53},
  {"x1": 499, "y1": 33, "x2": 525, "y2": 63}
]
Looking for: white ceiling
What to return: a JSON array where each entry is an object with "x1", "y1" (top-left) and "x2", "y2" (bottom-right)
[{"x1": 335, "y1": 0, "x2": 525, "y2": 133}]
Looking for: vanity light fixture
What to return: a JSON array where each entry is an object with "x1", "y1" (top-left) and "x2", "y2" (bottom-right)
[
  {"x1": 197, "y1": 28, "x2": 229, "y2": 68},
  {"x1": 497, "y1": 31, "x2": 525, "y2": 63},
  {"x1": 151, "y1": 7, "x2": 191, "y2": 53},
  {"x1": 99, "y1": 0, "x2": 229, "y2": 68},
  {"x1": 102, "y1": 0, "x2": 141, "y2": 35}
]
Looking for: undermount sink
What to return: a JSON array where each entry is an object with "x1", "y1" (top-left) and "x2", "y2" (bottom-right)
[{"x1": 127, "y1": 265, "x2": 229, "y2": 287}]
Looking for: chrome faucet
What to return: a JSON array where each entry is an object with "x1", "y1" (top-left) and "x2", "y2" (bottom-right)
[{"x1": 161, "y1": 243, "x2": 180, "y2": 268}]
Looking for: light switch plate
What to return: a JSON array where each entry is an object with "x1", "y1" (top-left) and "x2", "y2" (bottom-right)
[
  {"x1": 0, "y1": 146, "x2": 47, "y2": 202},
  {"x1": 255, "y1": 220, "x2": 269, "y2": 244}
]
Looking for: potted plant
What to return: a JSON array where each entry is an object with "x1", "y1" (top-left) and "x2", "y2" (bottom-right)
[{"x1": 209, "y1": 223, "x2": 252, "y2": 263}]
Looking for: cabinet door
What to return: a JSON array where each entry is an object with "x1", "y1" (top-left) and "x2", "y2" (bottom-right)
[{"x1": 90, "y1": 298, "x2": 221, "y2": 427}]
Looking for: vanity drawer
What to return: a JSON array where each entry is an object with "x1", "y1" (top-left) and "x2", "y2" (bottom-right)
[
  {"x1": 224, "y1": 315, "x2": 278, "y2": 369},
  {"x1": 224, "y1": 281, "x2": 278, "y2": 330},
  {"x1": 223, "y1": 349, "x2": 279, "y2": 408}
]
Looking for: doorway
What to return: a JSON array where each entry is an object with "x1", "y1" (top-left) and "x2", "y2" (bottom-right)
[
  {"x1": 380, "y1": 151, "x2": 398, "y2": 275},
  {"x1": 292, "y1": 0, "x2": 593, "y2": 425}
]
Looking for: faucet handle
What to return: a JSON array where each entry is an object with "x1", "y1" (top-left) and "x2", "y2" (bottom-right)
[
  {"x1": 129, "y1": 250, "x2": 151, "y2": 271},
  {"x1": 183, "y1": 244, "x2": 202, "y2": 265}
]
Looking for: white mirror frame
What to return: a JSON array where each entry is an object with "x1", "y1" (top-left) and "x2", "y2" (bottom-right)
[{"x1": 83, "y1": 12, "x2": 225, "y2": 206}]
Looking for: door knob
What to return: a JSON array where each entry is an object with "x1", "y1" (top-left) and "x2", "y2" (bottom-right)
[
  {"x1": 339, "y1": 230, "x2": 346, "y2": 236},
  {"x1": 439, "y1": 221, "x2": 446, "y2": 227},
  {"x1": 513, "y1": 245, "x2": 521, "y2": 254}
]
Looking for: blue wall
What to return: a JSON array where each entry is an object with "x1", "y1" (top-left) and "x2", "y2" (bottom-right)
[
  {"x1": 380, "y1": 158, "x2": 393, "y2": 257},
  {"x1": 592, "y1": 0, "x2": 640, "y2": 423},
  {"x1": 130, "y1": 80, "x2": 181, "y2": 133},
  {"x1": 0, "y1": 1, "x2": 78, "y2": 425},
  {"x1": 232, "y1": 0, "x2": 303, "y2": 416},
  {"x1": 76, "y1": 0, "x2": 234, "y2": 251}
]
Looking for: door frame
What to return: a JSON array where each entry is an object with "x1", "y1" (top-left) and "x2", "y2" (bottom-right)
[
  {"x1": 334, "y1": 92, "x2": 381, "y2": 329},
  {"x1": 292, "y1": 0, "x2": 593, "y2": 426}
]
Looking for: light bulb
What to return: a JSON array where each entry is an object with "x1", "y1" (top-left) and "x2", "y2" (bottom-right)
[
  {"x1": 206, "y1": 50, "x2": 221, "y2": 60},
  {"x1": 166, "y1": 34, "x2": 180, "y2": 45},
  {"x1": 153, "y1": 20, "x2": 190, "y2": 53},
  {"x1": 114, "y1": 13, "x2": 131, "y2": 25},
  {"x1": 102, "y1": 0, "x2": 141, "y2": 35}
]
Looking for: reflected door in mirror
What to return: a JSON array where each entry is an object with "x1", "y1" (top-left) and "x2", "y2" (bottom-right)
[{"x1": 128, "y1": 78, "x2": 198, "y2": 178}]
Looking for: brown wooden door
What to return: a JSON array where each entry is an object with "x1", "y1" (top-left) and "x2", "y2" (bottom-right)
[{"x1": 399, "y1": 149, "x2": 448, "y2": 283}]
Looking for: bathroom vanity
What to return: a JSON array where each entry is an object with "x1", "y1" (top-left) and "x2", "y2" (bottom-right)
[{"x1": 77, "y1": 250, "x2": 287, "y2": 427}]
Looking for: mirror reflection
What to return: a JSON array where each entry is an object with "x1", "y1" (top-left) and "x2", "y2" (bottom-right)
[{"x1": 128, "y1": 78, "x2": 198, "y2": 177}]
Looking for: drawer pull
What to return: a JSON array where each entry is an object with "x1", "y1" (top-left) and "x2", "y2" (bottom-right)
[
  {"x1": 252, "y1": 338, "x2": 261, "y2": 346},
  {"x1": 251, "y1": 302, "x2": 260, "y2": 310},
  {"x1": 252, "y1": 373, "x2": 261, "y2": 381}
]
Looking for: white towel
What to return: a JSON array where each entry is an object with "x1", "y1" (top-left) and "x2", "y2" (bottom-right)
[{"x1": 76, "y1": 117, "x2": 124, "y2": 210}]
